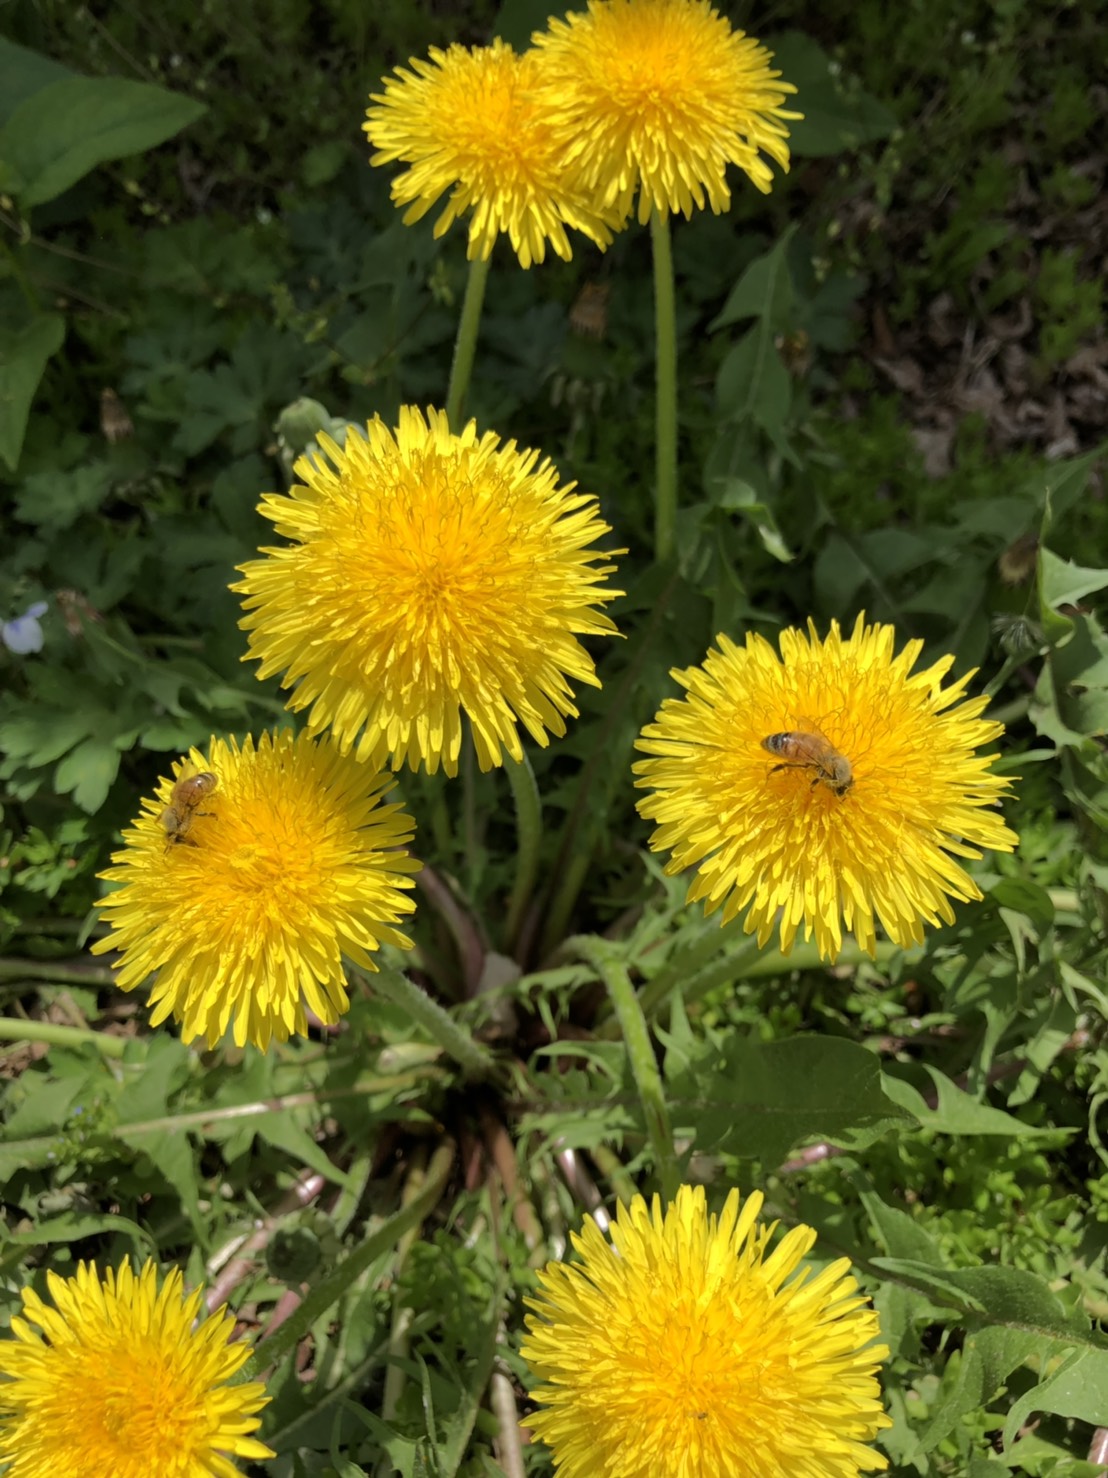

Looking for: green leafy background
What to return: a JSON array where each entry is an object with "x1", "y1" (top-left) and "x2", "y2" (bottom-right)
[{"x1": 1, "y1": 1, "x2": 1107, "y2": 1474}]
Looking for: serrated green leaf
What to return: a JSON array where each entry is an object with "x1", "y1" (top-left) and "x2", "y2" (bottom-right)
[
  {"x1": 874, "y1": 1261, "x2": 1091, "y2": 1341},
  {"x1": 689, "y1": 1036, "x2": 910, "y2": 1165},
  {"x1": 54, "y1": 736, "x2": 128, "y2": 814},
  {"x1": 1040, "y1": 547, "x2": 1108, "y2": 612},
  {"x1": 882, "y1": 1067, "x2": 1061, "y2": 1137},
  {"x1": 14, "y1": 463, "x2": 114, "y2": 531},
  {"x1": 1002, "y1": 1348, "x2": 1108, "y2": 1448},
  {"x1": 0, "y1": 314, "x2": 65, "y2": 472},
  {"x1": 0, "y1": 706, "x2": 92, "y2": 767},
  {"x1": 0, "y1": 75, "x2": 205, "y2": 208},
  {"x1": 5, "y1": 1212, "x2": 153, "y2": 1250}
]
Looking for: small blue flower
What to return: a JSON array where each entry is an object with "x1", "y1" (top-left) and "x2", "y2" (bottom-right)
[{"x1": 1, "y1": 601, "x2": 49, "y2": 655}]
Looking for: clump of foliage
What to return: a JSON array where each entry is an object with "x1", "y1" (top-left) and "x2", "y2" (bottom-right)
[{"x1": 1, "y1": 2, "x2": 1107, "y2": 1475}]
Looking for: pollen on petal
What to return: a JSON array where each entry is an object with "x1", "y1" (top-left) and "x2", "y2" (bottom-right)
[
  {"x1": 531, "y1": 0, "x2": 801, "y2": 224},
  {"x1": 521, "y1": 1185, "x2": 891, "y2": 1478},
  {"x1": 0, "y1": 1259, "x2": 272, "y2": 1478},
  {"x1": 634, "y1": 614, "x2": 1018, "y2": 961},
  {"x1": 364, "y1": 39, "x2": 622, "y2": 265},
  {"x1": 92, "y1": 730, "x2": 420, "y2": 1050},
  {"x1": 233, "y1": 407, "x2": 623, "y2": 777}
]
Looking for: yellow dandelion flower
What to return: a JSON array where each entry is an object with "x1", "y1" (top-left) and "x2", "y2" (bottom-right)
[
  {"x1": 532, "y1": 0, "x2": 800, "y2": 224},
  {"x1": 234, "y1": 406, "x2": 623, "y2": 777},
  {"x1": 634, "y1": 615, "x2": 1018, "y2": 960},
  {"x1": 92, "y1": 730, "x2": 420, "y2": 1050},
  {"x1": 0, "y1": 1258, "x2": 271, "y2": 1478},
  {"x1": 521, "y1": 1185, "x2": 891, "y2": 1478},
  {"x1": 364, "y1": 39, "x2": 618, "y2": 268}
]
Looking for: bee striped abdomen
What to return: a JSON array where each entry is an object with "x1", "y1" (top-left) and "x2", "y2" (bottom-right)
[{"x1": 761, "y1": 730, "x2": 853, "y2": 797}]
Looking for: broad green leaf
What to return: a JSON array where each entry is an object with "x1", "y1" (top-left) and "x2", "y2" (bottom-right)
[
  {"x1": 769, "y1": 32, "x2": 897, "y2": 158},
  {"x1": 874, "y1": 1261, "x2": 1091, "y2": 1342},
  {"x1": 715, "y1": 332, "x2": 795, "y2": 454},
  {"x1": 1, "y1": 1070, "x2": 92, "y2": 1139},
  {"x1": 988, "y1": 877, "x2": 1054, "y2": 930},
  {"x1": 128, "y1": 1128, "x2": 204, "y2": 1237},
  {"x1": 938, "y1": 1266, "x2": 1092, "y2": 1338},
  {"x1": 814, "y1": 527, "x2": 938, "y2": 615},
  {"x1": 859, "y1": 1189, "x2": 945, "y2": 1266},
  {"x1": 114, "y1": 1036, "x2": 193, "y2": 1123},
  {"x1": 0, "y1": 1136, "x2": 67, "y2": 1179},
  {"x1": 0, "y1": 75, "x2": 205, "y2": 208},
  {"x1": 690, "y1": 1036, "x2": 911, "y2": 1165},
  {"x1": 1002, "y1": 1349, "x2": 1108, "y2": 1446},
  {"x1": 709, "y1": 233, "x2": 796, "y2": 332},
  {"x1": 0, "y1": 39, "x2": 76, "y2": 128},
  {"x1": 1050, "y1": 610, "x2": 1108, "y2": 694},
  {"x1": 0, "y1": 314, "x2": 65, "y2": 472},
  {"x1": 1033, "y1": 609, "x2": 1108, "y2": 743},
  {"x1": 882, "y1": 1067, "x2": 1061, "y2": 1137}
]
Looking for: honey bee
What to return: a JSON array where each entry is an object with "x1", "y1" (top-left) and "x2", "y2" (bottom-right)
[
  {"x1": 160, "y1": 771, "x2": 218, "y2": 849},
  {"x1": 761, "y1": 730, "x2": 853, "y2": 797}
]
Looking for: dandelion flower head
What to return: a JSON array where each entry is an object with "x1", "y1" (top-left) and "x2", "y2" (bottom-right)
[
  {"x1": 234, "y1": 406, "x2": 623, "y2": 776},
  {"x1": 532, "y1": 0, "x2": 800, "y2": 224},
  {"x1": 93, "y1": 730, "x2": 420, "y2": 1050},
  {"x1": 364, "y1": 38, "x2": 619, "y2": 267},
  {"x1": 634, "y1": 615, "x2": 1018, "y2": 960},
  {"x1": 522, "y1": 1185, "x2": 891, "y2": 1478},
  {"x1": 0, "y1": 1258, "x2": 271, "y2": 1478}
]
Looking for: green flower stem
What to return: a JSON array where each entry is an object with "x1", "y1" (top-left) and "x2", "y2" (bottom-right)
[
  {"x1": 539, "y1": 844, "x2": 592, "y2": 962},
  {"x1": 445, "y1": 253, "x2": 492, "y2": 430},
  {"x1": 0, "y1": 1017, "x2": 127, "y2": 1059},
  {"x1": 650, "y1": 210, "x2": 679, "y2": 564},
  {"x1": 244, "y1": 1139, "x2": 455, "y2": 1381},
  {"x1": 0, "y1": 957, "x2": 114, "y2": 985},
  {"x1": 503, "y1": 752, "x2": 542, "y2": 953},
  {"x1": 614, "y1": 929, "x2": 762, "y2": 1036},
  {"x1": 588, "y1": 1142, "x2": 638, "y2": 1208},
  {"x1": 370, "y1": 966, "x2": 499, "y2": 1080},
  {"x1": 571, "y1": 937, "x2": 679, "y2": 1201}
]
